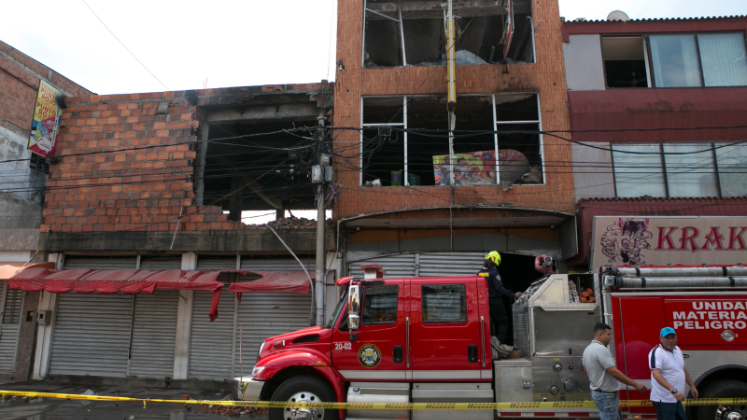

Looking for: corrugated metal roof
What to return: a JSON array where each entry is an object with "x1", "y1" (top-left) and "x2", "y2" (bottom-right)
[{"x1": 563, "y1": 15, "x2": 747, "y2": 24}]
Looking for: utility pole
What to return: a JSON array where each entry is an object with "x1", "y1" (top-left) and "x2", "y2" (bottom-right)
[{"x1": 313, "y1": 113, "x2": 328, "y2": 327}]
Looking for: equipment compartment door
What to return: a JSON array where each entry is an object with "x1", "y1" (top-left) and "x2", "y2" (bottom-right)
[
  {"x1": 409, "y1": 278, "x2": 485, "y2": 380},
  {"x1": 331, "y1": 280, "x2": 408, "y2": 381}
]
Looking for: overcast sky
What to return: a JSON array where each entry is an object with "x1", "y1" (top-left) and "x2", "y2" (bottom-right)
[{"x1": 0, "y1": 0, "x2": 744, "y2": 95}]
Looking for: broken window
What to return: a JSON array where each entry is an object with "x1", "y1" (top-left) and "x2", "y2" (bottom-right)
[
  {"x1": 601, "y1": 36, "x2": 650, "y2": 88},
  {"x1": 361, "y1": 93, "x2": 542, "y2": 187},
  {"x1": 202, "y1": 120, "x2": 318, "y2": 221},
  {"x1": 363, "y1": 0, "x2": 534, "y2": 68}
]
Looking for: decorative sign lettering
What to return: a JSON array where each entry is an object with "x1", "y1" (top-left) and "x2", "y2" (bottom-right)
[
  {"x1": 664, "y1": 300, "x2": 747, "y2": 346},
  {"x1": 590, "y1": 217, "x2": 747, "y2": 268}
]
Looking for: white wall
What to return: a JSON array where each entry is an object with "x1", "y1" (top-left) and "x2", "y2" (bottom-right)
[{"x1": 563, "y1": 34, "x2": 606, "y2": 91}]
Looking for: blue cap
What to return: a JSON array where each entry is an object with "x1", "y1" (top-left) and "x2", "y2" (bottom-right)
[{"x1": 660, "y1": 327, "x2": 676, "y2": 337}]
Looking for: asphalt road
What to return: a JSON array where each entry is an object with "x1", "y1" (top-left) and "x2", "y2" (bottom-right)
[{"x1": 0, "y1": 382, "x2": 269, "y2": 420}]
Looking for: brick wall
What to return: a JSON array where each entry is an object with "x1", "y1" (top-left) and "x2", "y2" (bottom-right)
[
  {"x1": 332, "y1": 0, "x2": 575, "y2": 218},
  {"x1": 0, "y1": 40, "x2": 92, "y2": 135},
  {"x1": 42, "y1": 84, "x2": 327, "y2": 233}
]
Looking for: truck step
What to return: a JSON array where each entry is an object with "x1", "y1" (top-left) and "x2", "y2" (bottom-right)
[
  {"x1": 412, "y1": 383, "x2": 493, "y2": 420},
  {"x1": 347, "y1": 382, "x2": 409, "y2": 419}
]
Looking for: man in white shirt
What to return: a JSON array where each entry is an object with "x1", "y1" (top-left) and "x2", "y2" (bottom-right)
[
  {"x1": 583, "y1": 323, "x2": 647, "y2": 420},
  {"x1": 648, "y1": 327, "x2": 699, "y2": 420}
]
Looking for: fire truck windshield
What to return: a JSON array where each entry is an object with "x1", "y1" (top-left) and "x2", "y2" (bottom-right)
[{"x1": 325, "y1": 290, "x2": 348, "y2": 329}]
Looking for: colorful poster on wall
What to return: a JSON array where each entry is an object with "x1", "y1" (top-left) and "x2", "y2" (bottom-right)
[
  {"x1": 432, "y1": 149, "x2": 529, "y2": 186},
  {"x1": 27, "y1": 81, "x2": 62, "y2": 157}
]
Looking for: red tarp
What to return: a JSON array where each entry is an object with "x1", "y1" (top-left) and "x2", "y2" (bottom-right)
[
  {"x1": 9, "y1": 268, "x2": 246, "y2": 321},
  {"x1": 229, "y1": 271, "x2": 313, "y2": 302}
]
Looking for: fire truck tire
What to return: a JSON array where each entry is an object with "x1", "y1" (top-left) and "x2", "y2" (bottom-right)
[
  {"x1": 695, "y1": 379, "x2": 747, "y2": 420},
  {"x1": 269, "y1": 375, "x2": 340, "y2": 420}
]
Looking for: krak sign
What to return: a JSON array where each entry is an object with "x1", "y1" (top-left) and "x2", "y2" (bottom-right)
[{"x1": 590, "y1": 217, "x2": 747, "y2": 268}]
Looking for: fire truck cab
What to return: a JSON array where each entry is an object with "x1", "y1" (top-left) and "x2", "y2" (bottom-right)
[{"x1": 237, "y1": 264, "x2": 747, "y2": 420}]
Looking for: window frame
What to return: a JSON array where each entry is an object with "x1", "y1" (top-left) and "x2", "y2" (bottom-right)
[
  {"x1": 360, "y1": 93, "x2": 544, "y2": 187},
  {"x1": 362, "y1": 284, "x2": 400, "y2": 325},
  {"x1": 421, "y1": 283, "x2": 468, "y2": 324},
  {"x1": 610, "y1": 142, "x2": 743, "y2": 198},
  {"x1": 602, "y1": 32, "x2": 747, "y2": 89}
]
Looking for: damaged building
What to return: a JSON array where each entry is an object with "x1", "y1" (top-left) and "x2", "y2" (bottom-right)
[
  {"x1": 363, "y1": 0, "x2": 535, "y2": 67},
  {"x1": 6, "y1": 84, "x2": 338, "y2": 383},
  {"x1": 332, "y1": 0, "x2": 577, "y2": 347}
]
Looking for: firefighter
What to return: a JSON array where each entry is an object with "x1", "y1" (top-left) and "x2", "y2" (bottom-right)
[{"x1": 478, "y1": 251, "x2": 522, "y2": 343}]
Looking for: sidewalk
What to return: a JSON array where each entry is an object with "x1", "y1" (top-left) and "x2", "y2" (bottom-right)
[{"x1": 0, "y1": 381, "x2": 267, "y2": 420}]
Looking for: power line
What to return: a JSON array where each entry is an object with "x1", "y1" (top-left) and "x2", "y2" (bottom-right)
[{"x1": 81, "y1": 0, "x2": 171, "y2": 91}]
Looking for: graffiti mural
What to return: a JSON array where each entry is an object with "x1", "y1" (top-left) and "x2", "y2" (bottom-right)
[{"x1": 600, "y1": 218, "x2": 652, "y2": 266}]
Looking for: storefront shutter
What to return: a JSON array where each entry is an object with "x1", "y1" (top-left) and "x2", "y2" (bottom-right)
[
  {"x1": 239, "y1": 258, "x2": 315, "y2": 272},
  {"x1": 128, "y1": 290, "x2": 179, "y2": 378},
  {"x1": 0, "y1": 282, "x2": 22, "y2": 373},
  {"x1": 418, "y1": 252, "x2": 485, "y2": 277},
  {"x1": 63, "y1": 256, "x2": 137, "y2": 269},
  {"x1": 234, "y1": 291, "x2": 312, "y2": 371},
  {"x1": 49, "y1": 293, "x2": 134, "y2": 377},
  {"x1": 139, "y1": 257, "x2": 183, "y2": 270},
  {"x1": 188, "y1": 289, "x2": 235, "y2": 380},
  {"x1": 348, "y1": 254, "x2": 417, "y2": 278}
]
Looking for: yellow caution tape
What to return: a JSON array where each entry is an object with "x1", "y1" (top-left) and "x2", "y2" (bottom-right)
[{"x1": 1, "y1": 390, "x2": 745, "y2": 410}]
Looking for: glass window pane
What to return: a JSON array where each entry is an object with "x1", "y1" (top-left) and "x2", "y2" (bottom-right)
[
  {"x1": 649, "y1": 35, "x2": 702, "y2": 87},
  {"x1": 663, "y1": 144, "x2": 717, "y2": 197},
  {"x1": 698, "y1": 33, "x2": 747, "y2": 87},
  {"x1": 716, "y1": 144, "x2": 747, "y2": 197},
  {"x1": 612, "y1": 144, "x2": 666, "y2": 197},
  {"x1": 362, "y1": 285, "x2": 399, "y2": 325},
  {"x1": 422, "y1": 284, "x2": 467, "y2": 323}
]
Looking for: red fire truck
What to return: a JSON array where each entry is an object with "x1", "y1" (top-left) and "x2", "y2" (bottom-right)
[{"x1": 237, "y1": 264, "x2": 747, "y2": 420}]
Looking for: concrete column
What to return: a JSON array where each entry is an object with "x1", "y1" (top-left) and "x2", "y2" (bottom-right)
[
  {"x1": 195, "y1": 124, "x2": 209, "y2": 206},
  {"x1": 173, "y1": 252, "x2": 197, "y2": 380},
  {"x1": 324, "y1": 251, "x2": 343, "y2": 321},
  {"x1": 31, "y1": 291, "x2": 56, "y2": 380}
]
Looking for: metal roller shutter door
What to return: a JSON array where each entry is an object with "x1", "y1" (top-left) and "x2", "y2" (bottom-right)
[
  {"x1": 239, "y1": 258, "x2": 315, "y2": 272},
  {"x1": 348, "y1": 254, "x2": 417, "y2": 278},
  {"x1": 188, "y1": 289, "x2": 235, "y2": 380},
  {"x1": 129, "y1": 290, "x2": 179, "y2": 378},
  {"x1": 49, "y1": 293, "x2": 134, "y2": 377},
  {"x1": 139, "y1": 257, "x2": 183, "y2": 270},
  {"x1": 234, "y1": 292, "x2": 312, "y2": 371},
  {"x1": 63, "y1": 256, "x2": 137, "y2": 269},
  {"x1": 196, "y1": 257, "x2": 237, "y2": 270},
  {"x1": 418, "y1": 252, "x2": 485, "y2": 277},
  {"x1": 0, "y1": 283, "x2": 21, "y2": 373}
]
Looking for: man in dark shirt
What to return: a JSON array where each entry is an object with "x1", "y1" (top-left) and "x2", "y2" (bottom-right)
[{"x1": 478, "y1": 251, "x2": 521, "y2": 343}]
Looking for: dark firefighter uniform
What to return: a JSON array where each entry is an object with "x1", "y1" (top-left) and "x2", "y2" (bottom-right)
[{"x1": 478, "y1": 265, "x2": 516, "y2": 343}]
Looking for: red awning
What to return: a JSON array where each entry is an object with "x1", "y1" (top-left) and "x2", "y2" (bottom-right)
[
  {"x1": 9, "y1": 268, "x2": 246, "y2": 321},
  {"x1": 228, "y1": 271, "x2": 314, "y2": 296},
  {"x1": 0, "y1": 262, "x2": 55, "y2": 280}
]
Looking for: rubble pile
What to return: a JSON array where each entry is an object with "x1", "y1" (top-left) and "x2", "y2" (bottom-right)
[
  {"x1": 198, "y1": 404, "x2": 267, "y2": 417},
  {"x1": 266, "y1": 216, "x2": 317, "y2": 229}
]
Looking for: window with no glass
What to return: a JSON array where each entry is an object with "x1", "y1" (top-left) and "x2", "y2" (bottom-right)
[
  {"x1": 363, "y1": 0, "x2": 535, "y2": 68},
  {"x1": 361, "y1": 94, "x2": 543, "y2": 188}
]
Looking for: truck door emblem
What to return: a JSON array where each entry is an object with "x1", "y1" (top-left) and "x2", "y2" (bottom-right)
[{"x1": 358, "y1": 344, "x2": 381, "y2": 368}]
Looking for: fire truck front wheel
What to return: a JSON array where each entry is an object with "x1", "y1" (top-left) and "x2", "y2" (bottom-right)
[
  {"x1": 269, "y1": 375, "x2": 340, "y2": 420},
  {"x1": 696, "y1": 379, "x2": 747, "y2": 420}
]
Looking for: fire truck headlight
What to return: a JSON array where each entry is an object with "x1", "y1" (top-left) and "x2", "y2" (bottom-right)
[
  {"x1": 251, "y1": 366, "x2": 265, "y2": 377},
  {"x1": 721, "y1": 330, "x2": 735, "y2": 342}
]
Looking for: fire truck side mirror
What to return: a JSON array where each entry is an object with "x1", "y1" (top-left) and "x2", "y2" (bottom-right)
[{"x1": 348, "y1": 285, "x2": 361, "y2": 331}]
